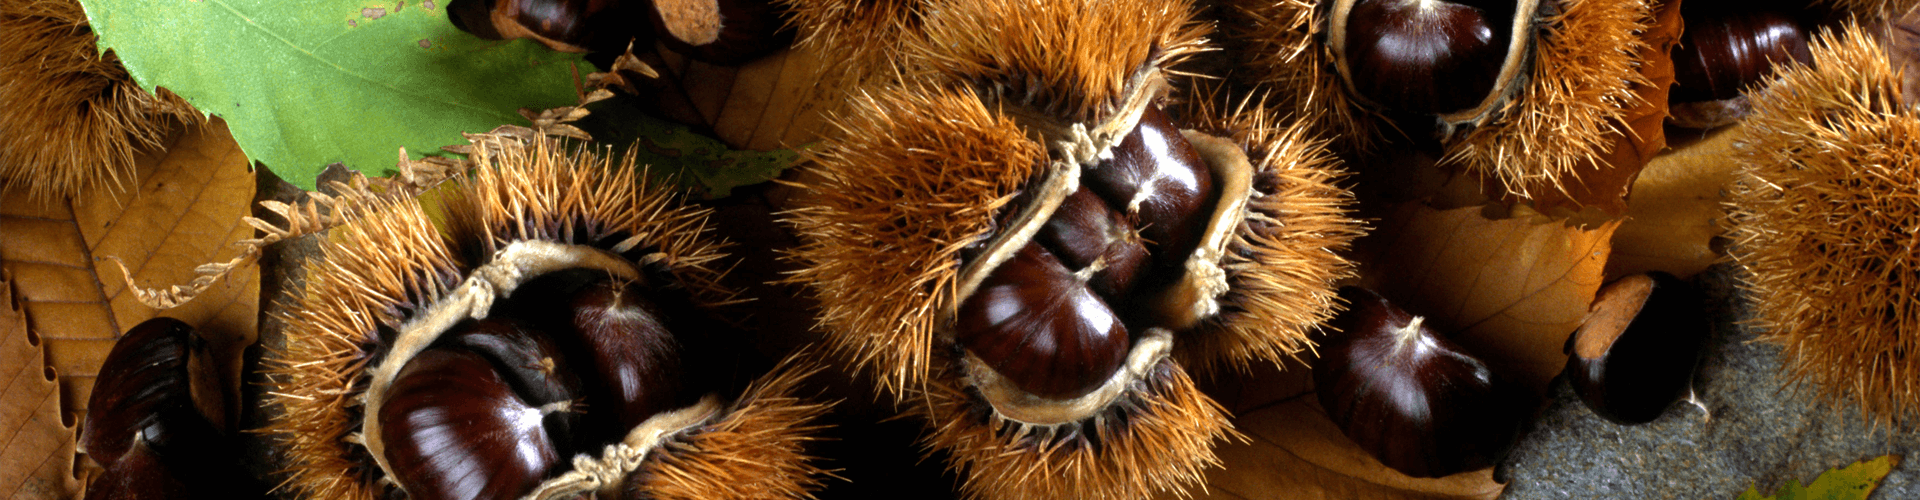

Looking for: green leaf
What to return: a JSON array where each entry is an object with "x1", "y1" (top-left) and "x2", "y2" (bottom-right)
[
  {"x1": 573, "y1": 95, "x2": 798, "y2": 199},
  {"x1": 81, "y1": 0, "x2": 590, "y2": 190},
  {"x1": 1734, "y1": 455, "x2": 1901, "y2": 500}
]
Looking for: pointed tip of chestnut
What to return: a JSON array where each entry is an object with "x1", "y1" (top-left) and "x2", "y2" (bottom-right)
[
  {"x1": 1563, "y1": 272, "x2": 1710, "y2": 425},
  {"x1": 1314, "y1": 286, "x2": 1530, "y2": 478}
]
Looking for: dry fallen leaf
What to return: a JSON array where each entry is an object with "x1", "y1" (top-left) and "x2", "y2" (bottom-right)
[
  {"x1": 1173, "y1": 363, "x2": 1504, "y2": 500},
  {"x1": 1352, "y1": 203, "x2": 1618, "y2": 393},
  {"x1": 0, "y1": 279, "x2": 82, "y2": 500},
  {"x1": 1605, "y1": 124, "x2": 1742, "y2": 279},
  {"x1": 0, "y1": 117, "x2": 257, "y2": 423},
  {"x1": 645, "y1": 42, "x2": 853, "y2": 151}
]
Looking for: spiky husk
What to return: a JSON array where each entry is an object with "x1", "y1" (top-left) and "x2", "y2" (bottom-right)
[
  {"x1": 631, "y1": 361, "x2": 832, "y2": 499},
  {"x1": 1231, "y1": 0, "x2": 1381, "y2": 151},
  {"x1": 899, "y1": 0, "x2": 1208, "y2": 124},
  {"x1": 783, "y1": 83, "x2": 1043, "y2": 395},
  {"x1": 778, "y1": 0, "x2": 924, "y2": 85},
  {"x1": 916, "y1": 359, "x2": 1235, "y2": 500},
  {"x1": 1173, "y1": 92, "x2": 1365, "y2": 372},
  {"x1": 263, "y1": 136, "x2": 806, "y2": 499},
  {"x1": 1446, "y1": 0, "x2": 1652, "y2": 199},
  {"x1": 1728, "y1": 24, "x2": 1920, "y2": 426},
  {"x1": 0, "y1": 0, "x2": 201, "y2": 201}
]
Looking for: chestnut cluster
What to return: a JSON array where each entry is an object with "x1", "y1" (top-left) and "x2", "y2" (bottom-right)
[
  {"x1": 80, "y1": 318, "x2": 261, "y2": 499},
  {"x1": 1668, "y1": 0, "x2": 1820, "y2": 128},
  {"x1": 955, "y1": 105, "x2": 1219, "y2": 401},
  {"x1": 1563, "y1": 272, "x2": 1710, "y2": 425},
  {"x1": 378, "y1": 267, "x2": 722, "y2": 500},
  {"x1": 1312, "y1": 287, "x2": 1531, "y2": 478},
  {"x1": 447, "y1": 0, "x2": 790, "y2": 63}
]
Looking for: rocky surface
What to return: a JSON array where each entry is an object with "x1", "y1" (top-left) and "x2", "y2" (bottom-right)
[{"x1": 1501, "y1": 264, "x2": 1918, "y2": 499}]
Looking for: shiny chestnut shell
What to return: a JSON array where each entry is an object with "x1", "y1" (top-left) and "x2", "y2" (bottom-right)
[
  {"x1": 380, "y1": 345, "x2": 565, "y2": 500},
  {"x1": 81, "y1": 317, "x2": 220, "y2": 466},
  {"x1": 1563, "y1": 272, "x2": 1710, "y2": 425},
  {"x1": 1081, "y1": 104, "x2": 1216, "y2": 278},
  {"x1": 956, "y1": 244, "x2": 1130, "y2": 400},
  {"x1": 1671, "y1": 7, "x2": 1813, "y2": 103},
  {"x1": 1334, "y1": 0, "x2": 1517, "y2": 116},
  {"x1": 1313, "y1": 286, "x2": 1528, "y2": 478}
]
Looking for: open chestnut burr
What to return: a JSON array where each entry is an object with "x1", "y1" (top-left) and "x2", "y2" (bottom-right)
[
  {"x1": 262, "y1": 133, "x2": 828, "y2": 500},
  {"x1": 446, "y1": 0, "x2": 791, "y2": 63},
  {"x1": 1313, "y1": 287, "x2": 1532, "y2": 479},
  {"x1": 783, "y1": 0, "x2": 1364, "y2": 498}
]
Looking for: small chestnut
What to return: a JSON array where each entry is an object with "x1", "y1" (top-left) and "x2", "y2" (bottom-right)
[
  {"x1": 1563, "y1": 272, "x2": 1710, "y2": 425},
  {"x1": 1331, "y1": 0, "x2": 1519, "y2": 116},
  {"x1": 1081, "y1": 104, "x2": 1217, "y2": 280},
  {"x1": 1313, "y1": 286, "x2": 1530, "y2": 478},
  {"x1": 81, "y1": 317, "x2": 260, "y2": 499},
  {"x1": 955, "y1": 243, "x2": 1130, "y2": 400}
]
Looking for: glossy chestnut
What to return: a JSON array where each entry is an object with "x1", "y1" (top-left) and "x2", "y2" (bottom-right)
[
  {"x1": 82, "y1": 317, "x2": 216, "y2": 465},
  {"x1": 955, "y1": 243, "x2": 1130, "y2": 400},
  {"x1": 1671, "y1": 7, "x2": 1813, "y2": 103},
  {"x1": 448, "y1": 0, "x2": 639, "y2": 53},
  {"x1": 1313, "y1": 286, "x2": 1529, "y2": 478},
  {"x1": 1333, "y1": 0, "x2": 1516, "y2": 115},
  {"x1": 1563, "y1": 272, "x2": 1710, "y2": 425},
  {"x1": 380, "y1": 346, "x2": 567, "y2": 500},
  {"x1": 1082, "y1": 104, "x2": 1217, "y2": 277},
  {"x1": 564, "y1": 274, "x2": 694, "y2": 431}
]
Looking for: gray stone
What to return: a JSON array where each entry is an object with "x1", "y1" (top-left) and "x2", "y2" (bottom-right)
[{"x1": 1500, "y1": 264, "x2": 1919, "y2": 499}]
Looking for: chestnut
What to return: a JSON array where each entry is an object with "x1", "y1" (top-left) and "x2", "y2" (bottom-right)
[
  {"x1": 1562, "y1": 272, "x2": 1710, "y2": 425},
  {"x1": 447, "y1": 0, "x2": 635, "y2": 53},
  {"x1": 80, "y1": 317, "x2": 261, "y2": 499},
  {"x1": 1313, "y1": 286, "x2": 1530, "y2": 478},
  {"x1": 1081, "y1": 103, "x2": 1218, "y2": 279},
  {"x1": 1670, "y1": 5, "x2": 1814, "y2": 103},
  {"x1": 1329, "y1": 0, "x2": 1525, "y2": 117},
  {"x1": 561, "y1": 273, "x2": 701, "y2": 432},
  {"x1": 955, "y1": 243, "x2": 1130, "y2": 400},
  {"x1": 379, "y1": 346, "x2": 569, "y2": 500}
]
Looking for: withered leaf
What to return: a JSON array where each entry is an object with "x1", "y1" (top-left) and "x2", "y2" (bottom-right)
[
  {"x1": 0, "y1": 280, "x2": 81, "y2": 500},
  {"x1": 644, "y1": 43, "x2": 853, "y2": 151},
  {"x1": 1606, "y1": 124, "x2": 1741, "y2": 279},
  {"x1": 1352, "y1": 203, "x2": 1619, "y2": 394},
  {"x1": 0, "y1": 118, "x2": 257, "y2": 421}
]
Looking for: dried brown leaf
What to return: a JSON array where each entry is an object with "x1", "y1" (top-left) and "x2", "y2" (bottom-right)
[
  {"x1": 1606, "y1": 124, "x2": 1742, "y2": 279},
  {"x1": 646, "y1": 43, "x2": 855, "y2": 151},
  {"x1": 1352, "y1": 203, "x2": 1619, "y2": 393},
  {"x1": 0, "y1": 118, "x2": 257, "y2": 422},
  {"x1": 0, "y1": 278, "x2": 81, "y2": 500}
]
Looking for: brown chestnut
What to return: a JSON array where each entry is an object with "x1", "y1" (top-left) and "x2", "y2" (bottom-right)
[
  {"x1": 563, "y1": 274, "x2": 696, "y2": 431},
  {"x1": 1034, "y1": 187, "x2": 1152, "y2": 300},
  {"x1": 955, "y1": 243, "x2": 1130, "y2": 400},
  {"x1": 1330, "y1": 0, "x2": 1520, "y2": 116},
  {"x1": 1313, "y1": 286, "x2": 1530, "y2": 478},
  {"x1": 1563, "y1": 272, "x2": 1710, "y2": 425},
  {"x1": 1671, "y1": 5, "x2": 1814, "y2": 103},
  {"x1": 1082, "y1": 104, "x2": 1217, "y2": 279},
  {"x1": 448, "y1": 0, "x2": 641, "y2": 53},
  {"x1": 81, "y1": 317, "x2": 261, "y2": 499},
  {"x1": 380, "y1": 345, "x2": 568, "y2": 500}
]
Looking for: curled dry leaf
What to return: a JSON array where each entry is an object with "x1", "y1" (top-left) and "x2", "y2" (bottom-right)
[
  {"x1": 1605, "y1": 124, "x2": 1742, "y2": 279},
  {"x1": 0, "y1": 118, "x2": 256, "y2": 422},
  {"x1": 1352, "y1": 203, "x2": 1619, "y2": 394},
  {"x1": 0, "y1": 278, "x2": 82, "y2": 500}
]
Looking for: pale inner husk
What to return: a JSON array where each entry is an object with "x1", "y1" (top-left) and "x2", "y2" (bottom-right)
[
  {"x1": 945, "y1": 81, "x2": 1258, "y2": 424},
  {"x1": 1326, "y1": 0, "x2": 1543, "y2": 125},
  {"x1": 357, "y1": 239, "x2": 690, "y2": 499}
]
